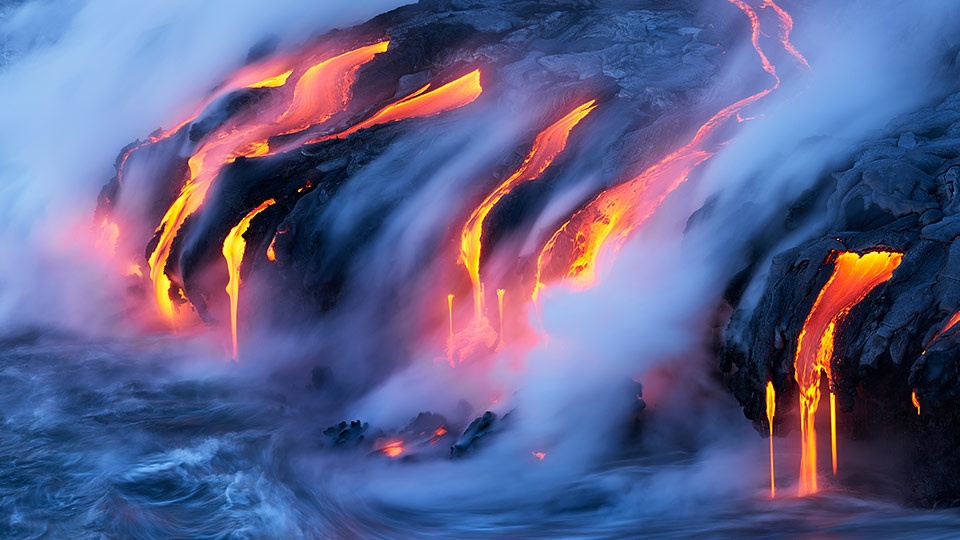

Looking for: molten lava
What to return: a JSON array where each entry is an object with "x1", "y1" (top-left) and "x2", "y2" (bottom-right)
[
  {"x1": 766, "y1": 380, "x2": 776, "y2": 498},
  {"x1": 794, "y1": 251, "x2": 902, "y2": 495},
  {"x1": 147, "y1": 42, "x2": 389, "y2": 322},
  {"x1": 459, "y1": 100, "x2": 596, "y2": 316},
  {"x1": 497, "y1": 288, "x2": 505, "y2": 344},
  {"x1": 912, "y1": 390, "x2": 921, "y2": 416},
  {"x1": 303, "y1": 69, "x2": 483, "y2": 146},
  {"x1": 930, "y1": 309, "x2": 960, "y2": 345},
  {"x1": 761, "y1": 0, "x2": 811, "y2": 69},
  {"x1": 533, "y1": 0, "x2": 790, "y2": 294},
  {"x1": 265, "y1": 235, "x2": 278, "y2": 262},
  {"x1": 379, "y1": 440, "x2": 404, "y2": 458},
  {"x1": 222, "y1": 199, "x2": 276, "y2": 360}
]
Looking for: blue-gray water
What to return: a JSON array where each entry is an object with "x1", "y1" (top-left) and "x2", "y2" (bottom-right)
[{"x1": 2, "y1": 331, "x2": 960, "y2": 539}]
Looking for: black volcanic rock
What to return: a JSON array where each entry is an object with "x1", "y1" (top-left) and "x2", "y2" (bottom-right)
[{"x1": 722, "y1": 87, "x2": 960, "y2": 503}]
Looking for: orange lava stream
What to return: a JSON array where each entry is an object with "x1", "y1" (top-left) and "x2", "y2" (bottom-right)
[
  {"x1": 147, "y1": 42, "x2": 389, "y2": 321},
  {"x1": 247, "y1": 69, "x2": 294, "y2": 89},
  {"x1": 459, "y1": 100, "x2": 597, "y2": 317},
  {"x1": 760, "y1": 0, "x2": 811, "y2": 69},
  {"x1": 794, "y1": 251, "x2": 902, "y2": 496},
  {"x1": 265, "y1": 235, "x2": 278, "y2": 262},
  {"x1": 533, "y1": 0, "x2": 784, "y2": 295},
  {"x1": 830, "y1": 391, "x2": 838, "y2": 476},
  {"x1": 303, "y1": 69, "x2": 483, "y2": 146},
  {"x1": 930, "y1": 309, "x2": 960, "y2": 345},
  {"x1": 380, "y1": 440, "x2": 404, "y2": 458},
  {"x1": 912, "y1": 390, "x2": 921, "y2": 416},
  {"x1": 222, "y1": 199, "x2": 276, "y2": 360},
  {"x1": 766, "y1": 380, "x2": 776, "y2": 498}
]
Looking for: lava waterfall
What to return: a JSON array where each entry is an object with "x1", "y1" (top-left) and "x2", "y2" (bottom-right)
[{"x1": 2, "y1": 0, "x2": 960, "y2": 537}]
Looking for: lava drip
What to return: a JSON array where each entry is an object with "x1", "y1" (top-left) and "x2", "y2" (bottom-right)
[
  {"x1": 147, "y1": 41, "x2": 389, "y2": 322},
  {"x1": 533, "y1": 0, "x2": 794, "y2": 296},
  {"x1": 222, "y1": 199, "x2": 276, "y2": 360},
  {"x1": 459, "y1": 99, "x2": 597, "y2": 317},
  {"x1": 766, "y1": 380, "x2": 776, "y2": 498},
  {"x1": 793, "y1": 250, "x2": 902, "y2": 495}
]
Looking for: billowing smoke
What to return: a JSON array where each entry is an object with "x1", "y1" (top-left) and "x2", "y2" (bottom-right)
[{"x1": 1, "y1": 0, "x2": 960, "y2": 535}]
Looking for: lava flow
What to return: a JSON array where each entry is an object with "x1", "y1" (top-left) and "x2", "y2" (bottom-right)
[
  {"x1": 766, "y1": 380, "x2": 776, "y2": 498},
  {"x1": 912, "y1": 390, "x2": 921, "y2": 416},
  {"x1": 303, "y1": 69, "x2": 483, "y2": 146},
  {"x1": 760, "y1": 0, "x2": 811, "y2": 69},
  {"x1": 929, "y1": 309, "x2": 960, "y2": 345},
  {"x1": 147, "y1": 42, "x2": 389, "y2": 322},
  {"x1": 793, "y1": 251, "x2": 902, "y2": 495},
  {"x1": 533, "y1": 0, "x2": 805, "y2": 296},
  {"x1": 459, "y1": 100, "x2": 596, "y2": 317},
  {"x1": 222, "y1": 199, "x2": 275, "y2": 360}
]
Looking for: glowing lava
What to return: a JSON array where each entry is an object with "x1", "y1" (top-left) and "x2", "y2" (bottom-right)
[
  {"x1": 761, "y1": 0, "x2": 811, "y2": 69},
  {"x1": 912, "y1": 390, "x2": 921, "y2": 416},
  {"x1": 534, "y1": 0, "x2": 792, "y2": 295},
  {"x1": 266, "y1": 235, "x2": 278, "y2": 262},
  {"x1": 459, "y1": 100, "x2": 596, "y2": 316},
  {"x1": 147, "y1": 42, "x2": 389, "y2": 322},
  {"x1": 222, "y1": 199, "x2": 276, "y2": 360},
  {"x1": 793, "y1": 251, "x2": 902, "y2": 495},
  {"x1": 930, "y1": 309, "x2": 960, "y2": 345},
  {"x1": 380, "y1": 440, "x2": 404, "y2": 458},
  {"x1": 303, "y1": 69, "x2": 483, "y2": 146},
  {"x1": 497, "y1": 288, "x2": 505, "y2": 344},
  {"x1": 766, "y1": 380, "x2": 776, "y2": 498}
]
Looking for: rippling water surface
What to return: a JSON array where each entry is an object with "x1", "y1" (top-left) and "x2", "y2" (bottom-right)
[{"x1": 2, "y1": 332, "x2": 960, "y2": 539}]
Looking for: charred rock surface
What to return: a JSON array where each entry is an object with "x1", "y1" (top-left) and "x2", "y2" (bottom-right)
[{"x1": 722, "y1": 87, "x2": 960, "y2": 503}]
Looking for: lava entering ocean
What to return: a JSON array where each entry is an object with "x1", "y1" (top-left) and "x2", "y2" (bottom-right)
[
  {"x1": 6, "y1": 0, "x2": 960, "y2": 535},
  {"x1": 793, "y1": 250, "x2": 902, "y2": 495}
]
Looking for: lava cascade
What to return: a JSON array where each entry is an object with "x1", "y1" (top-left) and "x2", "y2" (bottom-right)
[
  {"x1": 793, "y1": 250, "x2": 902, "y2": 495},
  {"x1": 766, "y1": 380, "x2": 776, "y2": 498},
  {"x1": 147, "y1": 42, "x2": 390, "y2": 322},
  {"x1": 222, "y1": 199, "x2": 276, "y2": 360},
  {"x1": 533, "y1": 0, "x2": 807, "y2": 295}
]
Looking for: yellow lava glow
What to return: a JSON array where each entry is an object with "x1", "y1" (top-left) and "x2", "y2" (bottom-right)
[
  {"x1": 222, "y1": 199, "x2": 276, "y2": 360},
  {"x1": 304, "y1": 69, "x2": 484, "y2": 146},
  {"x1": 794, "y1": 251, "x2": 902, "y2": 496},
  {"x1": 497, "y1": 288, "x2": 505, "y2": 344},
  {"x1": 147, "y1": 42, "x2": 388, "y2": 322},
  {"x1": 246, "y1": 69, "x2": 294, "y2": 89},
  {"x1": 380, "y1": 440, "x2": 404, "y2": 458},
  {"x1": 912, "y1": 390, "x2": 921, "y2": 416},
  {"x1": 766, "y1": 380, "x2": 776, "y2": 498},
  {"x1": 534, "y1": 0, "x2": 786, "y2": 295},
  {"x1": 459, "y1": 100, "x2": 596, "y2": 317}
]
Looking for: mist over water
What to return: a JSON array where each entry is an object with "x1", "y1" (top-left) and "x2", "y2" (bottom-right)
[{"x1": 2, "y1": 0, "x2": 960, "y2": 537}]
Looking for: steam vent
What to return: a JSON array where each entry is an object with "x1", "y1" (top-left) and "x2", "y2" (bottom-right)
[{"x1": 4, "y1": 0, "x2": 960, "y2": 536}]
